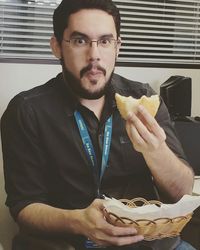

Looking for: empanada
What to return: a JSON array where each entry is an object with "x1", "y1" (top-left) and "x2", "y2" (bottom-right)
[{"x1": 115, "y1": 93, "x2": 160, "y2": 119}]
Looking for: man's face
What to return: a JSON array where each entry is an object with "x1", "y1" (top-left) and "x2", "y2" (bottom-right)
[{"x1": 59, "y1": 9, "x2": 120, "y2": 99}]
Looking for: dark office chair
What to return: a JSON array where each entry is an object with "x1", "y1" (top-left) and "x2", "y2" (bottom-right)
[
  {"x1": 174, "y1": 118, "x2": 200, "y2": 175},
  {"x1": 174, "y1": 118, "x2": 200, "y2": 249}
]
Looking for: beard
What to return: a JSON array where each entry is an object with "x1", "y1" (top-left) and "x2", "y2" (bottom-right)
[{"x1": 61, "y1": 58, "x2": 114, "y2": 100}]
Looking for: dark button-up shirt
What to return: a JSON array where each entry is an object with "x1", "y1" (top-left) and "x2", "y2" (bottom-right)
[{"x1": 1, "y1": 73, "x2": 187, "y2": 248}]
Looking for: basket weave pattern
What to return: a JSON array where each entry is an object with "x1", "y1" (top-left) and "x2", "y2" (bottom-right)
[{"x1": 104, "y1": 198, "x2": 192, "y2": 241}]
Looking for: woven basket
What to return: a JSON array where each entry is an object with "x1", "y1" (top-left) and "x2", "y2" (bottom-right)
[{"x1": 104, "y1": 197, "x2": 192, "y2": 241}]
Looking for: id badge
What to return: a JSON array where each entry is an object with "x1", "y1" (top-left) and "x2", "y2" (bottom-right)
[{"x1": 84, "y1": 238, "x2": 106, "y2": 248}]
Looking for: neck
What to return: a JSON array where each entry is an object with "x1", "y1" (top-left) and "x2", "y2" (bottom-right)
[{"x1": 79, "y1": 96, "x2": 105, "y2": 120}]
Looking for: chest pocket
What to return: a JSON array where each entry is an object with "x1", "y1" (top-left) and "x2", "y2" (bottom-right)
[{"x1": 119, "y1": 134, "x2": 148, "y2": 175}]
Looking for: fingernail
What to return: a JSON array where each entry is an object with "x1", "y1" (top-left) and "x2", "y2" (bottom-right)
[
  {"x1": 129, "y1": 228, "x2": 137, "y2": 234},
  {"x1": 138, "y1": 105, "x2": 144, "y2": 111},
  {"x1": 127, "y1": 112, "x2": 133, "y2": 119},
  {"x1": 136, "y1": 235, "x2": 144, "y2": 241}
]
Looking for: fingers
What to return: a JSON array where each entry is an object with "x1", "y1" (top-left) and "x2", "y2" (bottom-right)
[
  {"x1": 126, "y1": 105, "x2": 166, "y2": 152},
  {"x1": 137, "y1": 105, "x2": 166, "y2": 141},
  {"x1": 109, "y1": 234, "x2": 144, "y2": 246},
  {"x1": 103, "y1": 221, "x2": 137, "y2": 236},
  {"x1": 126, "y1": 121, "x2": 147, "y2": 151},
  {"x1": 84, "y1": 200, "x2": 144, "y2": 247},
  {"x1": 97, "y1": 233, "x2": 144, "y2": 247},
  {"x1": 90, "y1": 222, "x2": 144, "y2": 247}
]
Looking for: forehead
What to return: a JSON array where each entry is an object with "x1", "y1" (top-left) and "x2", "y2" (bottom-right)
[{"x1": 65, "y1": 9, "x2": 117, "y2": 38}]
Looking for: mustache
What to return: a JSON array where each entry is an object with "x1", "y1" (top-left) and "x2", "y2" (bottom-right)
[{"x1": 80, "y1": 63, "x2": 106, "y2": 78}]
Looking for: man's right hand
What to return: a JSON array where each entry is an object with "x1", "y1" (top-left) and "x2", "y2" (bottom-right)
[{"x1": 73, "y1": 199, "x2": 144, "y2": 247}]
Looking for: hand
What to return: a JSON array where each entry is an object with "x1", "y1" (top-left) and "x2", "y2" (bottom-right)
[
  {"x1": 126, "y1": 105, "x2": 166, "y2": 154},
  {"x1": 77, "y1": 199, "x2": 144, "y2": 247}
]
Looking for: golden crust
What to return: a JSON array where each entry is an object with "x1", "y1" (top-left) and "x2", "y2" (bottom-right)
[{"x1": 115, "y1": 93, "x2": 160, "y2": 119}]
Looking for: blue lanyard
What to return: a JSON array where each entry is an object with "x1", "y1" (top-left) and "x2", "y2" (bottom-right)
[{"x1": 74, "y1": 111, "x2": 112, "y2": 181}]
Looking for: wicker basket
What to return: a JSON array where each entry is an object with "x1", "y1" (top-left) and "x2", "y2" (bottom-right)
[{"x1": 104, "y1": 197, "x2": 193, "y2": 241}]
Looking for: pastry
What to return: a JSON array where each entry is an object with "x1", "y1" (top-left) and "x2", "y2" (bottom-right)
[{"x1": 115, "y1": 93, "x2": 160, "y2": 119}]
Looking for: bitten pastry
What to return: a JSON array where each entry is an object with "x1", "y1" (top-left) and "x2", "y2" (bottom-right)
[{"x1": 115, "y1": 93, "x2": 160, "y2": 120}]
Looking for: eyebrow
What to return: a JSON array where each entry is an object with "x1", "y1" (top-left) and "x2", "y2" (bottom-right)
[{"x1": 70, "y1": 31, "x2": 115, "y2": 39}]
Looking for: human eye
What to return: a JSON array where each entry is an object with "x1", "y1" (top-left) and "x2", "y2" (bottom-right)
[
  {"x1": 71, "y1": 37, "x2": 88, "y2": 47},
  {"x1": 99, "y1": 38, "x2": 111, "y2": 47}
]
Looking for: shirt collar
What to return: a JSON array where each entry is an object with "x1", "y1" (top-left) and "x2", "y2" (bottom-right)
[{"x1": 56, "y1": 73, "x2": 79, "y2": 117}]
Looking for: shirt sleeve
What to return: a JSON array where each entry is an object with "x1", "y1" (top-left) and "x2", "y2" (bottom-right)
[
  {"x1": 156, "y1": 98, "x2": 189, "y2": 162},
  {"x1": 1, "y1": 94, "x2": 49, "y2": 220}
]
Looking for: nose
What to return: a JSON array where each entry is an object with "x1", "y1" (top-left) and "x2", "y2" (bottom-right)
[{"x1": 87, "y1": 42, "x2": 101, "y2": 62}]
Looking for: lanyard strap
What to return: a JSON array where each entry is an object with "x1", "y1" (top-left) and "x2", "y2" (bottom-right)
[{"x1": 74, "y1": 110, "x2": 112, "y2": 181}]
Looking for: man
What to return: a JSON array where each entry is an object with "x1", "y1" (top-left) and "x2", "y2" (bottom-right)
[{"x1": 0, "y1": 0, "x2": 195, "y2": 249}]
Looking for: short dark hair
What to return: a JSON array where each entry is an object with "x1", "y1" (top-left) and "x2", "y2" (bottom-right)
[{"x1": 53, "y1": 0, "x2": 121, "y2": 43}]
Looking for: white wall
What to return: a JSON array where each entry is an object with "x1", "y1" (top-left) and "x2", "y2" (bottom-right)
[{"x1": 0, "y1": 62, "x2": 200, "y2": 250}]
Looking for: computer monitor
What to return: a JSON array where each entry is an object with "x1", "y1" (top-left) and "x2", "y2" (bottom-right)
[{"x1": 160, "y1": 76, "x2": 192, "y2": 120}]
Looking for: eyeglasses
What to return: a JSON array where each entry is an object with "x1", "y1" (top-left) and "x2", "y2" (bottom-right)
[{"x1": 63, "y1": 37, "x2": 120, "y2": 50}]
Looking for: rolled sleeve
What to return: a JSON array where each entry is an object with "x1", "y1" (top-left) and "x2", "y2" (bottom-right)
[{"x1": 1, "y1": 95, "x2": 49, "y2": 220}]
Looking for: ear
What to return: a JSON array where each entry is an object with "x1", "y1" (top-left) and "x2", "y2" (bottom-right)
[
  {"x1": 116, "y1": 37, "x2": 121, "y2": 57},
  {"x1": 50, "y1": 36, "x2": 62, "y2": 59}
]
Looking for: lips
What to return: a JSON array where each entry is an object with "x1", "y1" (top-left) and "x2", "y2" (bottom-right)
[
  {"x1": 87, "y1": 69, "x2": 103, "y2": 75},
  {"x1": 85, "y1": 69, "x2": 104, "y2": 80},
  {"x1": 80, "y1": 64, "x2": 106, "y2": 79}
]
